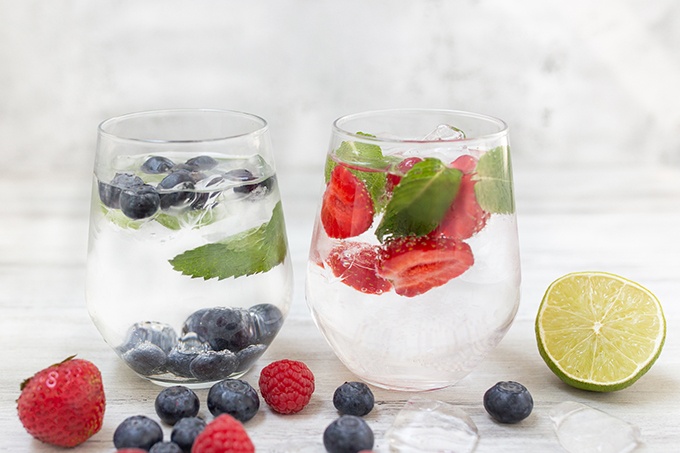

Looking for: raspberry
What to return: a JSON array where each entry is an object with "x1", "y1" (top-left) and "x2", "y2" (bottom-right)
[
  {"x1": 258, "y1": 359, "x2": 315, "y2": 414},
  {"x1": 191, "y1": 414, "x2": 254, "y2": 453}
]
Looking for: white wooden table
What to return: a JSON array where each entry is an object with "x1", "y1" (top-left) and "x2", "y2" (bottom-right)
[{"x1": 1, "y1": 162, "x2": 678, "y2": 452}]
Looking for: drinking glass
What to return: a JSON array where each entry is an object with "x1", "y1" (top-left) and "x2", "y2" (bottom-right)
[
  {"x1": 86, "y1": 109, "x2": 293, "y2": 387},
  {"x1": 306, "y1": 109, "x2": 520, "y2": 391}
]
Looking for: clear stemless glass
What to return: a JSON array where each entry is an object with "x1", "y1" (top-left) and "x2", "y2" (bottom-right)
[
  {"x1": 86, "y1": 109, "x2": 293, "y2": 388},
  {"x1": 306, "y1": 109, "x2": 520, "y2": 391}
]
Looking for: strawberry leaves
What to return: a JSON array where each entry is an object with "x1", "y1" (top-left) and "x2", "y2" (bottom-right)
[{"x1": 375, "y1": 158, "x2": 462, "y2": 242}]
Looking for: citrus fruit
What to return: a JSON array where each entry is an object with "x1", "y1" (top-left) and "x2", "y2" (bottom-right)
[{"x1": 535, "y1": 271, "x2": 665, "y2": 392}]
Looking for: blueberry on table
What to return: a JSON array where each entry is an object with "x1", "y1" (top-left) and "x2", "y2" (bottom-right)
[
  {"x1": 185, "y1": 155, "x2": 218, "y2": 171},
  {"x1": 141, "y1": 156, "x2": 175, "y2": 174},
  {"x1": 149, "y1": 441, "x2": 183, "y2": 453},
  {"x1": 333, "y1": 382, "x2": 375, "y2": 416},
  {"x1": 207, "y1": 379, "x2": 260, "y2": 422},
  {"x1": 154, "y1": 386, "x2": 200, "y2": 425},
  {"x1": 113, "y1": 415, "x2": 163, "y2": 450},
  {"x1": 120, "y1": 184, "x2": 160, "y2": 219},
  {"x1": 171, "y1": 416, "x2": 206, "y2": 453},
  {"x1": 483, "y1": 381, "x2": 533, "y2": 423},
  {"x1": 323, "y1": 415, "x2": 374, "y2": 453},
  {"x1": 98, "y1": 172, "x2": 144, "y2": 208}
]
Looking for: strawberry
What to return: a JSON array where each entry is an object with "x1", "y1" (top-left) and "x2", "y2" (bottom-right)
[
  {"x1": 378, "y1": 236, "x2": 474, "y2": 297},
  {"x1": 431, "y1": 155, "x2": 489, "y2": 240},
  {"x1": 327, "y1": 242, "x2": 392, "y2": 294},
  {"x1": 17, "y1": 356, "x2": 105, "y2": 447},
  {"x1": 321, "y1": 165, "x2": 375, "y2": 239},
  {"x1": 191, "y1": 414, "x2": 254, "y2": 453},
  {"x1": 386, "y1": 156, "x2": 423, "y2": 192}
]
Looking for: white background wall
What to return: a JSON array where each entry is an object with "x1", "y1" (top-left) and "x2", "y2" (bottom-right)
[{"x1": 1, "y1": 0, "x2": 679, "y2": 180}]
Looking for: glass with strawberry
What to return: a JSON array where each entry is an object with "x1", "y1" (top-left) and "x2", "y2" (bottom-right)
[{"x1": 306, "y1": 109, "x2": 520, "y2": 391}]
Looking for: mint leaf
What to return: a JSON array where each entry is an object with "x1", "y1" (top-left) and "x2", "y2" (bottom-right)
[
  {"x1": 100, "y1": 204, "x2": 143, "y2": 230},
  {"x1": 375, "y1": 158, "x2": 461, "y2": 242},
  {"x1": 325, "y1": 135, "x2": 389, "y2": 211},
  {"x1": 474, "y1": 146, "x2": 515, "y2": 214},
  {"x1": 168, "y1": 202, "x2": 288, "y2": 280}
]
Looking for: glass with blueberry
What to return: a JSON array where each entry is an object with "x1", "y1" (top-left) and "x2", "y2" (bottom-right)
[{"x1": 86, "y1": 109, "x2": 292, "y2": 387}]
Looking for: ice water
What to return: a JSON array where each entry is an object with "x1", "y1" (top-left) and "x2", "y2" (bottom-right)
[
  {"x1": 86, "y1": 152, "x2": 293, "y2": 385},
  {"x1": 306, "y1": 133, "x2": 520, "y2": 391}
]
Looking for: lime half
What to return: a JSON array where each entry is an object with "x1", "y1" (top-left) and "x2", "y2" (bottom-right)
[{"x1": 536, "y1": 271, "x2": 666, "y2": 392}]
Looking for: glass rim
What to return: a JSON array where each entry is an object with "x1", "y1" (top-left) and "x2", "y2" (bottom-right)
[
  {"x1": 97, "y1": 108, "x2": 269, "y2": 144},
  {"x1": 332, "y1": 108, "x2": 508, "y2": 144}
]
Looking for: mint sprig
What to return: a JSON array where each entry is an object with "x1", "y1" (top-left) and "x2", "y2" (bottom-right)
[
  {"x1": 375, "y1": 158, "x2": 461, "y2": 242},
  {"x1": 168, "y1": 202, "x2": 288, "y2": 280},
  {"x1": 474, "y1": 146, "x2": 515, "y2": 214},
  {"x1": 325, "y1": 133, "x2": 389, "y2": 211}
]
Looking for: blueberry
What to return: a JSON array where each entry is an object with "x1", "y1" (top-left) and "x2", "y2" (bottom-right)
[
  {"x1": 189, "y1": 349, "x2": 238, "y2": 381},
  {"x1": 234, "y1": 344, "x2": 267, "y2": 372},
  {"x1": 483, "y1": 381, "x2": 533, "y2": 424},
  {"x1": 207, "y1": 379, "x2": 260, "y2": 422},
  {"x1": 113, "y1": 415, "x2": 164, "y2": 450},
  {"x1": 333, "y1": 382, "x2": 374, "y2": 417},
  {"x1": 167, "y1": 333, "x2": 210, "y2": 378},
  {"x1": 183, "y1": 307, "x2": 256, "y2": 352},
  {"x1": 141, "y1": 156, "x2": 175, "y2": 174},
  {"x1": 249, "y1": 304, "x2": 284, "y2": 345},
  {"x1": 171, "y1": 416, "x2": 206, "y2": 453},
  {"x1": 155, "y1": 386, "x2": 200, "y2": 425},
  {"x1": 191, "y1": 174, "x2": 224, "y2": 210},
  {"x1": 323, "y1": 415, "x2": 374, "y2": 453},
  {"x1": 122, "y1": 341, "x2": 167, "y2": 376},
  {"x1": 119, "y1": 321, "x2": 178, "y2": 354},
  {"x1": 158, "y1": 171, "x2": 196, "y2": 209},
  {"x1": 224, "y1": 168, "x2": 263, "y2": 194},
  {"x1": 120, "y1": 183, "x2": 160, "y2": 219},
  {"x1": 98, "y1": 172, "x2": 144, "y2": 208},
  {"x1": 149, "y1": 441, "x2": 183, "y2": 453},
  {"x1": 185, "y1": 155, "x2": 218, "y2": 171}
]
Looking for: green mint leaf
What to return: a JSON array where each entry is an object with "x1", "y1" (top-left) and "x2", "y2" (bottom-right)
[
  {"x1": 168, "y1": 202, "x2": 288, "y2": 280},
  {"x1": 375, "y1": 158, "x2": 461, "y2": 242},
  {"x1": 324, "y1": 135, "x2": 389, "y2": 211},
  {"x1": 100, "y1": 204, "x2": 143, "y2": 230},
  {"x1": 474, "y1": 146, "x2": 515, "y2": 214}
]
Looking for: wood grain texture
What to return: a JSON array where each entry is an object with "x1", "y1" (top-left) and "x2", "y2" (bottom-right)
[{"x1": 1, "y1": 163, "x2": 678, "y2": 452}]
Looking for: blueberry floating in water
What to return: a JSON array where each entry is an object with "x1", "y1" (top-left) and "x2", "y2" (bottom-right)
[
  {"x1": 120, "y1": 184, "x2": 160, "y2": 219},
  {"x1": 182, "y1": 307, "x2": 256, "y2": 353},
  {"x1": 249, "y1": 303, "x2": 283, "y2": 346},
  {"x1": 185, "y1": 155, "x2": 218, "y2": 171},
  {"x1": 141, "y1": 156, "x2": 175, "y2": 174},
  {"x1": 158, "y1": 171, "x2": 196, "y2": 210},
  {"x1": 483, "y1": 381, "x2": 533, "y2": 424},
  {"x1": 98, "y1": 172, "x2": 144, "y2": 209}
]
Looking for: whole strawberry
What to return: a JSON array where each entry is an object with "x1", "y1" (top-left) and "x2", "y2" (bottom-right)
[
  {"x1": 191, "y1": 414, "x2": 254, "y2": 453},
  {"x1": 258, "y1": 359, "x2": 315, "y2": 414},
  {"x1": 17, "y1": 356, "x2": 106, "y2": 447}
]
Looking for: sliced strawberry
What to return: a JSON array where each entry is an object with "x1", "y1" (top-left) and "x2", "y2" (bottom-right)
[
  {"x1": 386, "y1": 157, "x2": 423, "y2": 193},
  {"x1": 378, "y1": 236, "x2": 473, "y2": 297},
  {"x1": 321, "y1": 165, "x2": 375, "y2": 239},
  {"x1": 451, "y1": 154, "x2": 477, "y2": 174},
  {"x1": 430, "y1": 156, "x2": 489, "y2": 240},
  {"x1": 327, "y1": 242, "x2": 392, "y2": 294}
]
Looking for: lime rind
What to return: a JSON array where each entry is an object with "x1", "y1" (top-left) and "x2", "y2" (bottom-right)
[{"x1": 535, "y1": 271, "x2": 666, "y2": 392}]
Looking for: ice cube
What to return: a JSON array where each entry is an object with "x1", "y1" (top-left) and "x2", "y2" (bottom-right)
[
  {"x1": 550, "y1": 401, "x2": 642, "y2": 453},
  {"x1": 422, "y1": 124, "x2": 466, "y2": 141},
  {"x1": 385, "y1": 397, "x2": 479, "y2": 453}
]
